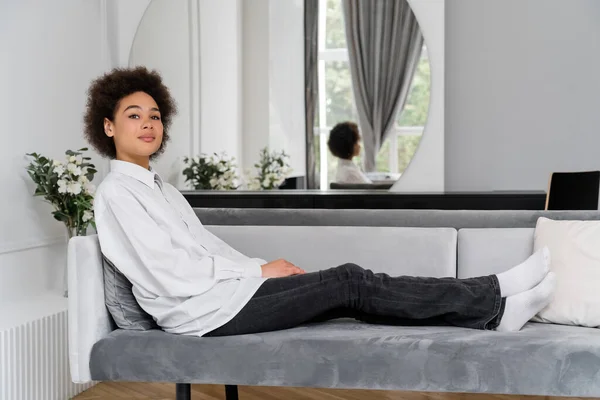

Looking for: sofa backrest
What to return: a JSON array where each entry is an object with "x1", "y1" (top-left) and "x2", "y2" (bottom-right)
[
  {"x1": 458, "y1": 228, "x2": 535, "y2": 278},
  {"x1": 195, "y1": 208, "x2": 600, "y2": 229},
  {"x1": 67, "y1": 234, "x2": 114, "y2": 384},
  {"x1": 207, "y1": 225, "x2": 457, "y2": 277}
]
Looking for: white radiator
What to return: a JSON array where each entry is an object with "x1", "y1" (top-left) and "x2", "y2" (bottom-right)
[{"x1": 0, "y1": 310, "x2": 95, "y2": 400}]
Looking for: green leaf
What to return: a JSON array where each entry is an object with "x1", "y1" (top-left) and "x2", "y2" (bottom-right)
[
  {"x1": 52, "y1": 211, "x2": 70, "y2": 223},
  {"x1": 77, "y1": 198, "x2": 93, "y2": 208}
]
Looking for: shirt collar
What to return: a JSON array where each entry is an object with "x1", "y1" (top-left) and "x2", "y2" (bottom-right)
[
  {"x1": 110, "y1": 160, "x2": 162, "y2": 189},
  {"x1": 338, "y1": 158, "x2": 356, "y2": 166}
]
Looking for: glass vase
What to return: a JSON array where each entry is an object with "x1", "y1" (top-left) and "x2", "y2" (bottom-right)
[{"x1": 64, "y1": 225, "x2": 76, "y2": 298}]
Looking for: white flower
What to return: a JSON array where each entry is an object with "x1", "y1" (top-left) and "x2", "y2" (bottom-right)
[
  {"x1": 262, "y1": 178, "x2": 270, "y2": 187},
  {"x1": 84, "y1": 183, "x2": 96, "y2": 195},
  {"x1": 67, "y1": 182, "x2": 82, "y2": 195},
  {"x1": 82, "y1": 210, "x2": 93, "y2": 222},
  {"x1": 67, "y1": 163, "x2": 82, "y2": 176},
  {"x1": 209, "y1": 177, "x2": 218, "y2": 188},
  {"x1": 57, "y1": 179, "x2": 68, "y2": 193},
  {"x1": 53, "y1": 165, "x2": 66, "y2": 176},
  {"x1": 52, "y1": 159, "x2": 62, "y2": 167},
  {"x1": 78, "y1": 175, "x2": 89, "y2": 184},
  {"x1": 75, "y1": 155, "x2": 83, "y2": 165},
  {"x1": 69, "y1": 155, "x2": 77, "y2": 163}
]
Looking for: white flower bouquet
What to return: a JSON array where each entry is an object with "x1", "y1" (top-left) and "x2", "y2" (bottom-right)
[
  {"x1": 246, "y1": 147, "x2": 293, "y2": 190},
  {"x1": 182, "y1": 153, "x2": 239, "y2": 190},
  {"x1": 25, "y1": 148, "x2": 97, "y2": 238}
]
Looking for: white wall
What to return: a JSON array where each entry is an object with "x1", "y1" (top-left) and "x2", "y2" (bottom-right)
[
  {"x1": 445, "y1": 0, "x2": 600, "y2": 191},
  {"x1": 0, "y1": 1, "x2": 111, "y2": 302}
]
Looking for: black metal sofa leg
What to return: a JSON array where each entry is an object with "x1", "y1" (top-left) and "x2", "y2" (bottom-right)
[
  {"x1": 175, "y1": 383, "x2": 239, "y2": 400},
  {"x1": 225, "y1": 384, "x2": 239, "y2": 400},
  {"x1": 176, "y1": 383, "x2": 191, "y2": 400}
]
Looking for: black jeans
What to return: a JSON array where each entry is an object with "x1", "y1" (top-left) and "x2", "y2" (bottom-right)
[{"x1": 205, "y1": 263, "x2": 506, "y2": 336}]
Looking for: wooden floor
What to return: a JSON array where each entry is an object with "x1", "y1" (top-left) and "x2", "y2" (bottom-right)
[{"x1": 72, "y1": 382, "x2": 596, "y2": 400}]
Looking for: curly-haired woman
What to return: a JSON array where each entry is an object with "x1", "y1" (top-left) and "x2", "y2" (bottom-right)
[{"x1": 85, "y1": 66, "x2": 555, "y2": 338}]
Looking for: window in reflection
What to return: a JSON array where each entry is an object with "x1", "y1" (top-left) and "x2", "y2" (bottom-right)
[{"x1": 315, "y1": 0, "x2": 430, "y2": 189}]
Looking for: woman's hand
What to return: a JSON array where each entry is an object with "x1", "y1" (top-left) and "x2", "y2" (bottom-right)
[{"x1": 261, "y1": 259, "x2": 306, "y2": 278}]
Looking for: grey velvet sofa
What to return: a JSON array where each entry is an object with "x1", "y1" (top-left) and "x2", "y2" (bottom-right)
[{"x1": 68, "y1": 209, "x2": 600, "y2": 400}]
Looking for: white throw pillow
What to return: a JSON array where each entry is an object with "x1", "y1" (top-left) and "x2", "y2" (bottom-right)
[{"x1": 532, "y1": 217, "x2": 600, "y2": 327}]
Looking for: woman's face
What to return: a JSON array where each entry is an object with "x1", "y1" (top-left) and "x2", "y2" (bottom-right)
[
  {"x1": 353, "y1": 137, "x2": 361, "y2": 157},
  {"x1": 104, "y1": 91, "x2": 163, "y2": 167}
]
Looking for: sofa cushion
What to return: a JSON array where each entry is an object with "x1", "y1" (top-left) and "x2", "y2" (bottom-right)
[
  {"x1": 532, "y1": 217, "x2": 600, "y2": 327},
  {"x1": 206, "y1": 225, "x2": 457, "y2": 278},
  {"x1": 102, "y1": 256, "x2": 159, "y2": 331},
  {"x1": 457, "y1": 228, "x2": 534, "y2": 278},
  {"x1": 89, "y1": 321, "x2": 600, "y2": 397}
]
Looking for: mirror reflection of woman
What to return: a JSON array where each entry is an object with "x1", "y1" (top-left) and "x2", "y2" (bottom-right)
[{"x1": 327, "y1": 122, "x2": 372, "y2": 184}]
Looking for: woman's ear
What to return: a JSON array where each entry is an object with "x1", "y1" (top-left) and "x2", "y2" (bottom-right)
[{"x1": 104, "y1": 118, "x2": 114, "y2": 138}]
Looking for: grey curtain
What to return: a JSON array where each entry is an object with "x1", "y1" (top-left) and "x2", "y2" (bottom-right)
[
  {"x1": 304, "y1": 0, "x2": 319, "y2": 189},
  {"x1": 342, "y1": 0, "x2": 423, "y2": 172}
]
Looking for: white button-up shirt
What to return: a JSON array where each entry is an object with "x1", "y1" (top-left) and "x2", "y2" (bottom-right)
[
  {"x1": 94, "y1": 160, "x2": 267, "y2": 337},
  {"x1": 335, "y1": 158, "x2": 372, "y2": 184}
]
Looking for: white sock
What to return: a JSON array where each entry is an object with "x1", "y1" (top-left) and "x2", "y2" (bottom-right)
[
  {"x1": 496, "y1": 272, "x2": 556, "y2": 332},
  {"x1": 496, "y1": 246, "x2": 550, "y2": 297}
]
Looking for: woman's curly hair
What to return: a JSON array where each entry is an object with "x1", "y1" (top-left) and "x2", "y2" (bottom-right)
[
  {"x1": 83, "y1": 66, "x2": 177, "y2": 160},
  {"x1": 327, "y1": 121, "x2": 360, "y2": 159}
]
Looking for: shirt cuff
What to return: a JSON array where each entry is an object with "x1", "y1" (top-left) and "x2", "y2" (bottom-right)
[
  {"x1": 242, "y1": 259, "x2": 264, "y2": 278},
  {"x1": 251, "y1": 257, "x2": 267, "y2": 266}
]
